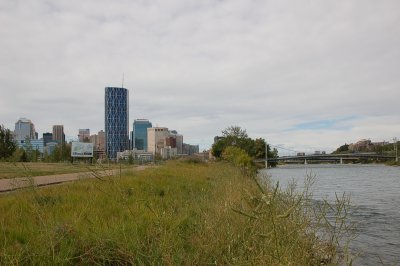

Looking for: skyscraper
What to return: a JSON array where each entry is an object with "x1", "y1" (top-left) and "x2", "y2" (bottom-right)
[
  {"x1": 78, "y1": 129, "x2": 90, "y2": 142},
  {"x1": 14, "y1": 118, "x2": 37, "y2": 141},
  {"x1": 98, "y1": 130, "x2": 105, "y2": 151},
  {"x1": 147, "y1": 127, "x2": 169, "y2": 155},
  {"x1": 52, "y1": 125, "x2": 65, "y2": 144},
  {"x1": 43, "y1": 132, "x2": 53, "y2": 146},
  {"x1": 132, "y1": 119, "x2": 152, "y2": 151},
  {"x1": 105, "y1": 87, "x2": 129, "y2": 159}
]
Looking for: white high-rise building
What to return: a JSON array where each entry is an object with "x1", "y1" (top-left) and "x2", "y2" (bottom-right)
[
  {"x1": 14, "y1": 118, "x2": 37, "y2": 141},
  {"x1": 147, "y1": 127, "x2": 169, "y2": 155}
]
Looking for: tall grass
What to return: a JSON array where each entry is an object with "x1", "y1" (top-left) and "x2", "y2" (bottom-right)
[
  {"x1": 0, "y1": 162, "x2": 132, "y2": 179},
  {"x1": 0, "y1": 160, "x2": 352, "y2": 265}
]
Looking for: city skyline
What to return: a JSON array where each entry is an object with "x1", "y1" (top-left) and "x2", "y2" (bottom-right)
[{"x1": 1, "y1": 1, "x2": 400, "y2": 153}]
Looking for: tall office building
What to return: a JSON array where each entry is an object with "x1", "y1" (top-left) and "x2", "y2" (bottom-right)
[
  {"x1": 89, "y1": 130, "x2": 106, "y2": 151},
  {"x1": 78, "y1": 129, "x2": 90, "y2": 142},
  {"x1": 147, "y1": 127, "x2": 169, "y2": 155},
  {"x1": 43, "y1": 132, "x2": 53, "y2": 146},
  {"x1": 169, "y1": 130, "x2": 183, "y2": 154},
  {"x1": 105, "y1": 87, "x2": 129, "y2": 159},
  {"x1": 52, "y1": 125, "x2": 65, "y2": 144},
  {"x1": 98, "y1": 130, "x2": 105, "y2": 150},
  {"x1": 14, "y1": 118, "x2": 37, "y2": 141},
  {"x1": 132, "y1": 119, "x2": 152, "y2": 151}
]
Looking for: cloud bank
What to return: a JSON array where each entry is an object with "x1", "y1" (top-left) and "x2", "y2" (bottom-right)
[{"x1": 1, "y1": 0, "x2": 399, "y2": 153}]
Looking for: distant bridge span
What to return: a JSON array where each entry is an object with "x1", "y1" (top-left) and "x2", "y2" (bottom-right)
[{"x1": 255, "y1": 152, "x2": 395, "y2": 164}]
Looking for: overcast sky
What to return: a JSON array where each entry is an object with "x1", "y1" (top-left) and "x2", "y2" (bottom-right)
[{"x1": 1, "y1": 0, "x2": 399, "y2": 154}]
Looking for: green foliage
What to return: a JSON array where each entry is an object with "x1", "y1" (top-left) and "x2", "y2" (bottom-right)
[
  {"x1": 212, "y1": 126, "x2": 278, "y2": 166},
  {"x1": 0, "y1": 125, "x2": 16, "y2": 160},
  {"x1": 333, "y1": 144, "x2": 349, "y2": 154},
  {"x1": 128, "y1": 154, "x2": 134, "y2": 165},
  {"x1": 43, "y1": 143, "x2": 72, "y2": 162},
  {"x1": 222, "y1": 125, "x2": 249, "y2": 139},
  {"x1": 22, "y1": 137, "x2": 40, "y2": 162},
  {"x1": 222, "y1": 146, "x2": 253, "y2": 169},
  {"x1": 9, "y1": 147, "x2": 25, "y2": 162},
  {"x1": 210, "y1": 138, "x2": 226, "y2": 158}
]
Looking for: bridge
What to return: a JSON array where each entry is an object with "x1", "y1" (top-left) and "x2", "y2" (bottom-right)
[{"x1": 255, "y1": 152, "x2": 396, "y2": 165}]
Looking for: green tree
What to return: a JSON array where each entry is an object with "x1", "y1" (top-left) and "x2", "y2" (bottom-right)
[
  {"x1": 222, "y1": 146, "x2": 253, "y2": 170},
  {"x1": 254, "y1": 138, "x2": 266, "y2": 159},
  {"x1": 333, "y1": 144, "x2": 349, "y2": 154},
  {"x1": 10, "y1": 147, "x2": 25, "y2": 162},
  {"x1": 211, "y1": 138, "x2": 226, "y2": 158},
  {"x1": 51, "y1": 143, "x2": 72, "y2": 162},
  {"x1": 222, "y1": 126, "x2": 249, "y2": 139},
  {"x1": 212, "y1": 126, "x2": 278, "y2": 166},
  {"x1": 128, "y1": 154, "x2": 134, "y2": 164},
  {"x1": 212, "y1": 126, "x2": 255, "y2": 157},
  {"x1": 23, "y1": 137, "x2": 34, "y2": 162},
  {"x1": 0, "y1": 125, "x2": 16, "y2": 160}
]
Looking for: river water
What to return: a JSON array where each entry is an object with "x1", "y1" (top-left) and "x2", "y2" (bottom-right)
[{"x1": 260, "y1": 164, "x2": 400, "y2": 265}]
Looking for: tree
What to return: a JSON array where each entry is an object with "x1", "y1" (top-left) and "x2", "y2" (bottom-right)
[
  {"x1": 0, "y1": 125, "x2": 16, "y2": 160},
  {"x1": 222, "y1": 126, "x2": 248, "y2": 139},
  {"x1": 211, "y1": 138, "x2": 227, "y2": 158},
  {"x1": 212, "y1": 126, "x2": 254, "y2": 157},
  {"x1": 212, "y1": 126, "x2": 278, "y2": 166},
  {"x1": 46, "y1": 143, "x2": 71, "y2": 162},
  {"x1": 23, "y1": 137, "x2": 34, "y2": 162},
  {"x1": 128, "y1": 154, "x2": 134, "y2": 164},
  {"x1": 20, "y1": 150, "x2": 28, "y2": 162},
  {"x1": 333, "y1": 144, "x2": 349, "y2": 154},
  {"x1": 254, "y1": 138, "x2": 266, "y2": 159},
  {"x1": 222, "y1": 146, "x2": 252, "y2": 168},
  {"x1": 10, "y1": 147, "x2": 25, "y2": 162}
]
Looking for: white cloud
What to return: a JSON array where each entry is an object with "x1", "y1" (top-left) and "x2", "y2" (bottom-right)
[{"x1": 1, "y1": 0, "x2": 399, "y2": 151}]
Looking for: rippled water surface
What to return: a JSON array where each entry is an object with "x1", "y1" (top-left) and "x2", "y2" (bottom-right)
[{"x1": 260, "y1": 164, "x2": 400, "y2": 265}]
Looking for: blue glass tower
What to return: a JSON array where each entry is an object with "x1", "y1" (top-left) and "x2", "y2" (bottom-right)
[
  {"x1": 105, "y1": 87, "x2": 129, "y2": 159},
  {"x1": 133, "y1": 119, "x2": 152, "y2": 151}
]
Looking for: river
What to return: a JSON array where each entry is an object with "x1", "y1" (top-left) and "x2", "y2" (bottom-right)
[{"x1": 260, "y1": 164, "x2": 400, "y2": 265}]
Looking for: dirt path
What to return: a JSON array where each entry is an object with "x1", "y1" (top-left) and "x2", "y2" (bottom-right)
[{"x1": 0, "y1": 166, "x2": 149, "y2": 193}]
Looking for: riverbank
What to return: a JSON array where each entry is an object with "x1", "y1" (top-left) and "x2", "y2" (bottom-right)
[{"x1": 0, "y1": 160, "x2": 343, "y2": 265}]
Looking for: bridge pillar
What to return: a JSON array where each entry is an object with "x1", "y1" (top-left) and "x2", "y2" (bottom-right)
[
  {"x1": 340, "y1": 158, "x2": 343, "y2": 164},
  {"x1": 304, "y1": 159, "x2": 307, "y2": 165}
]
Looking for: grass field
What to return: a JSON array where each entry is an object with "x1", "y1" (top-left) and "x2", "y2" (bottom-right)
[
  {"x1": 0, "y1": 162, "x2": 130, "y2": 179},
  {"x1": 0, "y1": 160, "x2": 346, "y2": 265}
]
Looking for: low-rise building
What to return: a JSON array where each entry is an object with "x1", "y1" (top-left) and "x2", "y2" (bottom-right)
[
  {"x1": 116, "y1": 149, "x2": 153, "y2": 163},
  {"x1": 30, "y1": 139, "x2": 45, "y2": 154},
  {"x1": 182, "y1": 143, "x2": 199, "y2": 155},
  {"x1": 45, "y1": 141, "x2": 59, "y2": 155},
  {"x1": 160, "y1": 146, "x2": 177, "y2": 159},
  {"x1": 16, "y1": 138, "x2": 44, "y2": 154}
]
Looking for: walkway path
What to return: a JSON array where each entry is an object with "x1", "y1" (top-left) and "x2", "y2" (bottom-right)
[{"x1": 0, "y1": 166, "x2": 149, "y2": 193}]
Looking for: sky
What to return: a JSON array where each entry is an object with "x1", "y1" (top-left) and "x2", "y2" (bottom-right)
[{"x1": 1, "y1": 0, "x2": 400, "y2": 154}]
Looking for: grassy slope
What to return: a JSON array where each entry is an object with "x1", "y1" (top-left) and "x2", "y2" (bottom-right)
[
  {"x1": 0, "y1": 162, "x2": 130, "y2": 179},
  {"x1": 0, "y1": 160, "x2": 335, "y2": 265}
]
